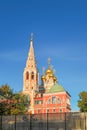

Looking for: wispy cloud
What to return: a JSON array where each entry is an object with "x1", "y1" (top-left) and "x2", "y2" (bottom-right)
[
  {"x1": 0, "y1": 49, "x2": 26, "y2": 62},
  {"x1": 36, "y1": 43, "x2": 87, "y2": 62},
  {"x1": 1, "y1": 43, "x2": 87, "y2": 63}
]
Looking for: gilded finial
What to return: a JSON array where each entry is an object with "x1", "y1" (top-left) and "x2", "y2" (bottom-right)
[
  {"x1": 30, "y1": 33, "x2": 33, "y2": 41},
  {"x1": 48, "y1": 58, "x2": 51, "y2": 68},
  {"x1": 30, "y1": 33, "x2": 34, "y2": 46}
]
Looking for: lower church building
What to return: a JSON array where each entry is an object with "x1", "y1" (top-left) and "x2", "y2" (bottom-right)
[{"x1": 23, "y1": 34, "x2": 71, "y2": 114}]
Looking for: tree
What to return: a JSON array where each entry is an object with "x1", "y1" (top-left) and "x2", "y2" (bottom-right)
[
  {"x1": 0, "y1": 84, "x2": 13, "y2": 98},
  {"x1": 10, "y1": 92, "x2": 29, "y2": 115},
  {"x1": 0, "y1": 84, "x2": 13, "y2": 115},
  {"x1": 0, "y1": 84, "x2": 29, "y2": 115},
  {"x1": 78, "y1": 91, "x2": 87, "y2": 112}
]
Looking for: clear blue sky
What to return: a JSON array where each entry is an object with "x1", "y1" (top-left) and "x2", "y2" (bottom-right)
[{"x1": 0, "y1": 0, "x2": 87, "y2": 111}]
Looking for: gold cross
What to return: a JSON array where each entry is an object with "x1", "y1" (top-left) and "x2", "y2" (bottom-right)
[{"x1": 48, "y1": 58, "x2": 51, "y2": 67}]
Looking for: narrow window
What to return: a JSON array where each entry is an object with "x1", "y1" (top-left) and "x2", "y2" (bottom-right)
[
  {"x1": 58, "y1": 98, "x2": 61, "y2": 104},
  {"x1": 26, "y1": 71, "x2": 29, "y2": 80},
  {"x1": 47, "y1": 99, "x2": 51, "y2": 104},
  {"x1": 59, "y1": 109, "x2": 62, "y2": 112},
  {"x1": 31, "y1": 72, "x2": 34, "y2": 79}
]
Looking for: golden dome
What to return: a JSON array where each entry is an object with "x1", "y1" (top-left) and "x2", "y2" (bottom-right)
[
  {"x1": 49, "y1": 74, "x2": 54, "y2": 77},
  {"x1": 46, "y1": 68, "x2": 53, "y2": 74},
  {"x1": 54, "y1": 77, "x2": 57, "y2": 81},
  {"x1": 41, "y1": 75, "x2": 46, "y2": 79}
]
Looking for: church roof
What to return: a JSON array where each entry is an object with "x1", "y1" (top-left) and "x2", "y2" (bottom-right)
[{"x1": 47, "y1": 83, "x2": 65, "y2": 93}]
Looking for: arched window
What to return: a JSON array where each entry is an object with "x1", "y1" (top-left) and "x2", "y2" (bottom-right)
[
  {"x1": 26, "y1": 71, "x2": 29, "y2": 80},
  {"x1": 31, "y1": 72, "x2": 34, "y2": 80},
  {"x1": 58, "y1": 98, "x2": 61, "y2": 104},
  {"x1": 52, "y1": 96, "x2": 56, "y2": 104}
]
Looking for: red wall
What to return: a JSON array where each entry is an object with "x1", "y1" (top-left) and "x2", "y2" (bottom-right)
[{"x1": 34, "y1": 92, "x2": 71, "y2": 114}]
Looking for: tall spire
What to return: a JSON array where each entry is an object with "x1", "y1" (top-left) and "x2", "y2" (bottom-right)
[
  {"x1": 29, "y1": 33, "x2": 34, "y2": 56},
  {"x1": 26, "y1": 33, "x2": 36, "y2": 68},
  {"x1": 23, "y1": 33, "x2": 39, "y2": 91}
]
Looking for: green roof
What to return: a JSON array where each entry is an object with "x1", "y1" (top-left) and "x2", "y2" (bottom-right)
[{"x1": 47, "y1": 83, "x2": 65, "y2": 93}]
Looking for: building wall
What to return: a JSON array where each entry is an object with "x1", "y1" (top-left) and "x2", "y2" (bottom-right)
[{"x1": 34, "y1": 92, "x2": 71, "y2": 114}]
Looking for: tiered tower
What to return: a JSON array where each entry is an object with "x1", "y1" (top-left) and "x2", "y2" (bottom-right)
[{"x1": 23, "y1": 34, "x2": 39, "y2": 113}]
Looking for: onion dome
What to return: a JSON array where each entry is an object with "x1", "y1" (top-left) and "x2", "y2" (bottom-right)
[
  {"x1": 49, "y1": 74, "x2": 54, "y2": 77},
  {"x1": 54, "y1": 76, "x2": 57, "y2": 81},
  {"x1": 41, "y1": 75, "x2": 46, "y2": 80},
  {"x1": 46, "y1": 68, "x2": 53, "y2": 74}
]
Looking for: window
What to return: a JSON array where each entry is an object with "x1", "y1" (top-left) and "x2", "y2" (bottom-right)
[
  {"x1": 34, "y1": 101, "x2": 37, "y2": 104},
  {"x1": 53, "y1": 109, "x2": 55, "y2": 113},
  {"x1": 59, "y1": 109, "x2": 62, "y2": 112},
  {"x1": 52, "y1": 97, "x2": 56, "y2": 104},
  {"x1": 39, "y1": 100, "x2": 43, "y2": 104},
  {"x1": 47, "y1": 109, "x2": 49, "y2": 113},
  {"x1": 58, "y1": 98, "x2": 61, "y2": 104},
  {"x1": 26, "y1": 71, "x2": 29, "y2": 80},
  {"x1": 47, "y1": 99, "x2": 51, "y2": 104},
  {"x1": 34, "y1": 100, "x2": 43, "y2": 104},
  {"x1": 31, "y1": 72, "x2": 34, "y2": 79}
]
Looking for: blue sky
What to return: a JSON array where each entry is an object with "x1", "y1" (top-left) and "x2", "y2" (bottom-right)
[{"x1": 0, "y1": 0, "x2": 87, "y2": 111}]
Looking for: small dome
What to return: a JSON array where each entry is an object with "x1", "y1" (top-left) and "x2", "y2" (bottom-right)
[
  {"x1": 46, "y1": 68, "x2": 53, "y2": 74},
  {"x1": 49, "y1": 74, "x2": 54, "y2": 77},
  {"x1": 41, "y1": 75, "x2": 46, "y2": 79},
  {"x1": 54, "y1": 76, "x2": 57, "y2": 81}
]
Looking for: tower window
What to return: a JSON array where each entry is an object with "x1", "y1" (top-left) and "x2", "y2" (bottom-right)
[
  {"x1": 26, "y1": 71, "x2": 29, "y2": 80},
  {"x1": 31, "y1": 72, "x2": 34, "y2": 79}
]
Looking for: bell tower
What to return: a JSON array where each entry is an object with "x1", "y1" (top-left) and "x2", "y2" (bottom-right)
[{"x1": 23, "y1": 33, "x2": 39, "y2": 95}]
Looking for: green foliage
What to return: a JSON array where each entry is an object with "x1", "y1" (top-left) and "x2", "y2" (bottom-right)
[
  {"x1": 78, "y1": 91, "x2": 87, "y2": 112},
  {"x1": 10, "y1": 92, "x2": 29, "y2": 115},
  {"x1": 0, "y1": 84, "x2": 29, "y2": 115},
  {"x1": 0, "y1": 84, "x2": 13, "y2": 99}
]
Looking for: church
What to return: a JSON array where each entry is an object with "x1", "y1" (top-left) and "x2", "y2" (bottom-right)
[{"x1": 23, "y1": 34, "x2": 71, "y2": 114}]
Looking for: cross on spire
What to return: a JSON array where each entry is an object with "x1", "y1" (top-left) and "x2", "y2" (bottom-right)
[
  {"x1": 48, "y1": 58, "x2": 51, "y2": 67},
  {"x1": 30, "y1": 33, "x2": 33, "y2": 41}
]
